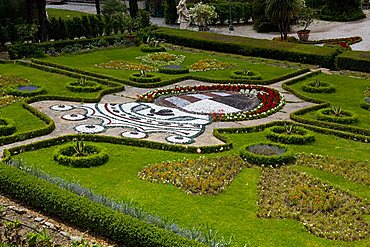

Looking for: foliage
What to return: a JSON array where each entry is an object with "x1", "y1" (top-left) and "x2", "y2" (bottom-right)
[
  {"x1": 129, "y1": 73, "x2": 161, "y2": 83},
  {"x1": 139, "y1": 156, "x2": 245, "y2": 195},
  {"x1": 66, "y1": 79, "x2": 103, "y2": 93},
  {"x1": 265, "y1": 125, "x2": 315, "y2": 144},
  {"x1": 189, "y1": 2, "x2": 218, "y2": 27},
  {"x1": 316, "y1": 107, "x2": 359, "y2": 124},
  {"x1": 136, "y1": 52, "x2": 185, "y2": 67},
  {"x1": 319, "y1": 0, "x2": 365, "y2": 21},
  {"x1": 53, "y1": 142, "x2": 109, "y2": 168},
  {"x1": 0, "y1": 118, "x2": 16, "y2": 137},
  {"x1": 301, "y1": 79, "x2": 335, "y2": 93},
  {"x1": 258, "y1": 167, "x2": 370, "y2": 240},
  {"x1": 95, "y1": 60, "x2": 156, "y2": 71},
  {"x1": 337, "y1": 50, "x2": 370, "y2": 73},
  {"x1": 101, "y1": 0, "x2": 128, "y2": 16},
  {"x1": 189, "y1": 59, "x2": 236, "y2": 72},
  {"x1": 297, "y1": 6, "x2": 317, "y2": 31},
  {"x1": 164, "y1": 0, "x2": 177, "y2": 24},
  {"x1": 5, "y1": 85, "x2": 47, "y2": 97},
  {"x1": 158, "y1": 65, "x2": 189, "y2": 74},
  {"x1": 230, "y1": 70, "x2": 262, "y2": 80}
]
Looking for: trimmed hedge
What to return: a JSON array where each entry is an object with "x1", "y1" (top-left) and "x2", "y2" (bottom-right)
[
  {"x1": 159, "y1": 66, "x2": 189, "y2": 74},
  {"x1": 316, "y1": 108, "x2": 359, "y2": 125},
  {"x1": 0, "y1": 162, "x2": 206, "y2": 247},
  {"x1": 66, "y1": 80, "x2": 103, "y2": 93},
  {"x1": 239, "y1": 142, "x2": 296, "y2": 167},
  {"x1": 6, "y1": 85, "x2": 47, "y2": 97},
  {"x1": 336, "y1": 50, "x2": 370, "y2": 73},
  {"x1": 265, "y1": 125, "x2": 315, "y2": 145},
  {"x1": 54, "y1": 144, "x2": 109, "y2": 168},
  {"x1": 129, "y1": 73, "x2": 161, "y2": 83},
  {"x1": 0, "y1": 118, "x2": 16, "y2": 137},
  {"x1": 154, "y1": 28, "x2": 340, "y2": 69},
  {"x1": 140, "y1": 44, "x2": 166, "y2": 52},
  {"x1": 302, "y1": 80, "x2": 335, "y2": 93},
  {"x1": 230, "y1": 70, "x2": 262, "y2": 80},
  {"x1": 361, "y1": 97, "x2": 370, "y2": 111}
]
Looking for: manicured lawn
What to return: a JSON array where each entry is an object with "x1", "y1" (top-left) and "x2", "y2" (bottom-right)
[
  {"x1": 40, "y1": 47, "x2": 303, "y2": 83},
  {"x1": 46, "y1": 8, "x2": 93, "y2": 19},
  {"x1": 14, "y1": 130, "x2": 370, "y2": 246},
  {"x1": 287, "y1": 73, "x2": 370, "y2": 130},
  {"x1": 0, "y1": 63, "x2": 113, "y2": 99}
]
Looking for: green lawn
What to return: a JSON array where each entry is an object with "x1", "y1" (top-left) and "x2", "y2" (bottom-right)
[
  {"x1": 14, "y1": 130, "x2": 370, "y2": 247},
  {"x1": 46, "y1": 8, "x2": 93, "y2": 19},
  {"x1": 40, "y1": 47, "x2": 303, "y2": 83}
]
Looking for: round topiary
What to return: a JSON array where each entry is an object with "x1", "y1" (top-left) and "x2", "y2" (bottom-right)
[
  {"x1": 230, "y1": 70, "x2": 262, "y2": 80},
  {"x1": 53, "y1": 142, "x2": 109, "y2": 168},
  {"x1": 158, "y1": 65, "x2": 189, "y2": 74},
  {"x1": 360, "y1": 97, "x2": 370, "y2": 111},
  {"x1": 266, "y1": 125, "x2": 315, "y2": 145},
  {"x1": 302, "y1": 80, "x2": 335, "y2": 93},
  {"x1": 317, "y1": 107, "x2": 358, "y2": 124},
  {"x1": 239, "y1": 143, "x2": 296, "y2": 167},
  {"x1": 129, "y1": 73, "x2": 161, "y2": 83},
  {"x1": 0, "y1": 118, "x2": 16, "y2": 136},
  {"x1": 66, "y1": 80, "x2": 102, "y2": 93},
  {"x1": 140, "y1": 44, "x2": 166, "y2": 52},
  {"x1": 6, "y1": 85, "x2": 46, "y2": 97}
]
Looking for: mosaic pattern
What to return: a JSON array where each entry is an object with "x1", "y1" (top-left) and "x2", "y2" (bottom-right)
[{"x1": 52, "y1": 103, "x2": 211, "y2": 144}]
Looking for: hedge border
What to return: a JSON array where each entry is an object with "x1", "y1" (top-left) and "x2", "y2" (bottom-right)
[
  {"x1": 265, "y1": 126, "x2": 315, "y2": 145},
  {"x1": 0, "y1": 162, "x2": 206, "y2": 247},
  {"x1": 140, "y1": 44, "x2": 166, "y2": 53},
  {"x1": 129, "y1": 74, "x2": 161, "y2": 83},
  {"x1": 360, "y1": 97, "x2": 370, "y2": 111},
  {"x1": 302, "y1": 81, "x2": 335, "y2": 94},
  {"x1": 0, "y1": 118, "x2": 17, "y2": 137},
  {"x1": 66, "y1": 80, "x2": 103, "y2": 93},
  {"x1": 158, "y1": 66, "x2": 189, "y2": 74},
  {"x1": 230, "y1": 70, "x2": 262, "y2": 80},
  {"x1": 54, "y1": 144, "x2": 109, "y2": 168},
  {"x1": 6, "y1": 85, "x2": 47, "y2": 97},
  {"x1": 239, "y1": 142, "x2": 296, "y2": 167},
  {"x1": 316, "y1": 108, "x2": 359, "y2": 125}
]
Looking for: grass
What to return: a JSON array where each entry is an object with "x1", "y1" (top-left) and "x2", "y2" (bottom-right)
[
  {"x1": 40, "y1": 47, "x2": 302, "y2": 83},
  {"x1": 46, "y1": 8, "x2": 93, "y2": 19},
  {"x1": 13, "y1": 129, "x2": 370, "y2": 247}
]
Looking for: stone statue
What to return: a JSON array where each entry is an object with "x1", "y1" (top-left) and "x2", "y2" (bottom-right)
[{"x1": 177, "y1": 0, "x2": 190, "y2": 29}]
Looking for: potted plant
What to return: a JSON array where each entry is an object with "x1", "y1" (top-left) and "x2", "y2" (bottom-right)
[
  {"x1": 297, "y1": 5, "x2": 316, "y2": 41},
  {"x1": 189, "y1": 2, "x2": 217, "y2": 31}
]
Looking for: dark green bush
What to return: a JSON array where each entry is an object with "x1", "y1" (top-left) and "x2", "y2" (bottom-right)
[
  {"x1": 164, "y1": 0, "x2": 177, "y2": 24},
  {"x1": 319, "y1": 0, "x2": 365, "y2": 21},
  {"x1": 129, "y1": 73, "x2": 161, "y2": 83},
  {"x1": 66, "y1": 80, "x2": 103, "y2": 93},
  {"x1": 158, "y1": 66, "x2": 189, "y2": 74},
  {"x1": 360, "y1": 97, "x2": 370, "y2": 111},
  {"x1": 266, "y1": 125, "x2": 316, "y2": 144},
  {"x1": 336, "y1": 50, "x2": 370, "y2": 73},
  {"x1": 0, "y1": 118, "x2": 16, "y2": 136},
  {"x1": 54, "y1": 144, "x2": 109, "y2": 168},
  {"x1": 0, "y1": 162, "x2": 206, "y2": 247},
  {"x1": 239, "y1": 142, "x2": 296, "y2": 167},
  {"x1": 140, "y1": 44, "x2": 166, "y2": 52}
]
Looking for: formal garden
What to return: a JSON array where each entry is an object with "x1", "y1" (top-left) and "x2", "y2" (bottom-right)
[{"x1": 0, "y1": 0, "x2": 370, "y2": 246}]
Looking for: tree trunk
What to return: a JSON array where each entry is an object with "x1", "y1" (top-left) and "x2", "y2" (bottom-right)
[
  {"x1": 129, "y1": 0, "x2": 139, "y2": 18},
  {"x1": 95, "y1": 0, "x2": 101, "y2": 15},
  {"x1": 37, "y1": 0, "x2": 47, "y2": 41}
]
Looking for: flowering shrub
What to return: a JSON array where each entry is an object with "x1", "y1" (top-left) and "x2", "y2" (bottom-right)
[
  {"x1": 139, "y1": 156, "x2": 245, "y2": 195},
  {"x1": 258, "y1": 167, "x2": 370, "y2": 240},
  {"x1": 136, "y1": 52, "x2": 185, "y2": 67},
  {"x1": 189, "y1": 2, "x2": 218, "y2": 27},
  {"x1": 189, "y1": 59, "x2": 236, "y2": 72},
  {"x1": 95, "y1": 60, "x2": 156, "y2": 71},
  {"x1": 138, "y1": 84, "x2": 285, "y2": 122},
  {"x1": 295, "y1": 153, "x2": 370, "y2": 186}
]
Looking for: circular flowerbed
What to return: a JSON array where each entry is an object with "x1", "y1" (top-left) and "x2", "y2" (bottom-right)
[
  {"x1": 65, "y1": 80, "x2": 102, "y2": 93},
  {"x1": 266, "y1": 125, "x2": 315, "y2": 144},
  {"x1": 360, "y1": 97, "x2": 370, "y2": 111},
  {"x1": 138, "y1": 84, "x2": 285, "y2": 122},
  {"x1": 230, "y1": 70, "x2": 262, "y2": 80},
  {"x1": 136, "y1": 52, "x2": 185, "y2": 67},
  {"x1": 129, "y1": 73, "x2": 161, "y2": 83},
  {"x1": 6, "y1": 85, "x2": 46, "y2": 97},
  {"x1": 317, "y1": 107, "x2": 358, "y2": 124},
  {"x1": 239, "y1": 143, "x2": 296, "y2": 167},
  {"x1": 0, "y1": 118, "x2": 16, "y2": 136},
  {"x1": 158, "y1": 65, "x2": 189, "y2": 74},
  {"x1": 140, "y1": 44, "x2": 166, "y2": 52},
  {"x1": 302, "y1": 80, "x2": 335, "y2": 93},
  {"x1": 53, "y1": 142, "x2": 109, "y2": 168}
]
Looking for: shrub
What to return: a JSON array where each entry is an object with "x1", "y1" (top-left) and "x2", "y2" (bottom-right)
[
  {"x1": 239, "y1": 143, "x2": 296, "y2": 167},
  {"x1": 0, "y1": 118, "x2": 16, "y2": 137},
  {"x1": 230, "y1": 69, "x2": 262, "y2": 80},
  {"x1": 336, "y1": 50, "x2": 370, "y2": 73},
  {"x1": 266, "y1": 125, "x2": 315, "y2": 144},
  {"x1": 360, "y1": 97, "x2": 370, "y2": 111},
  {"x1": 164, "y1": 0, "x2": 177, "y2": 24},
  {"x1": 301, "y1": 79, "x2": 335, "y2": 93},
  {"x1": 66, "y1": 78, "x2": 103, "y2": 93},
  {"x1": 129, "y1": 72, "x2": 161, "y2": 83},
  {"x1": 53, "y1": 142, "x2": 109, "y2": 168},
  {"x1": 140, "y1": 44, "x2": 166, "y2": 52},
  {"x1": 158, "y1": 65, "x2": 189, "y2": 74},
  {"x1": 316, "y1": 107, "x2": 359, "y2": 124},
  {"x1": 5, "y1": 85, "x2": 47, "y2": 97}
]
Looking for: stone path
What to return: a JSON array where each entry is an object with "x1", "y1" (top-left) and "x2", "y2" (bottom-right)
[
  {"x1": 0, "y1": 71, "x2": 316, "y2": 157},
  {"x1": 47, "y1": 3, "x2": 370, "y2": 51}
]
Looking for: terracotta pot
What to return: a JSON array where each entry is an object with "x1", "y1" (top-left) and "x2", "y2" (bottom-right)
[{"x1": 297, "y1": 30, "x2": 310, "y2": 41}]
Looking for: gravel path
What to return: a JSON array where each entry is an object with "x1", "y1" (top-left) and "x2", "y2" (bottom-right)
[{"x1": 47, "y1": 3, "x2": 370, "y2": 51}]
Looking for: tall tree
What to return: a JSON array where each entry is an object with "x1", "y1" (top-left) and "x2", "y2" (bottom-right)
[
  {"x1": 129, "y1": 0, "x2": 139, "y2": 18},
  {"x1": 265, "y1": 0, "x2": 298, "y2": 40},
  {"x1": 95, "y1": 0, "x2": 101, "y2": 15}
]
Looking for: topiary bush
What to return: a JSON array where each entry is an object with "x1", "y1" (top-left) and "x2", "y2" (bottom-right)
[
  {"x1": 66, "y1": 78, "x2": 103, "y2": 93},
  {"x1": 317, "y1": 106, "x2": 359, "y2": 124},
  {"x1": 302, "y1": 79, "x2": 335, "y2": 93},
  {"x1": 53, "y1": 140, "x2": 109, "y2": 168},
  {"x1": 239, "y1": 143, "x2": 296, "y2": 167},
  {"x1": 266, "y1": 125, "x2": 315, "y2": 145},
  {"x1": 129, "y1": 72, "x2": 161, "y2": 83},
  {"x1": 0, "y1": 118, "x2": 16, "y2": 137},
  {"x1": 230, "y1": 69, "x2": 262, "y2": 80}
]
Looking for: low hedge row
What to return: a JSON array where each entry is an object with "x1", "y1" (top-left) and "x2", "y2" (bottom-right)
[
  {"x1": 0, "y1": 162, "x2": 206, "y2": 247},
  {"x1": 65, "y1": 81, "x2": 103, "y2": 93},
  {"x1": 0, "y1": 102, "x2": 55, "y2": 146},
  {"x1": 155, "y1": 28, "x2": 339, "y2": 69},
  {"x1": 302, "y1": 81, "x2": 335, "y2": 94},
  {"x1": 265, "y1": 126, "x2": 315, "y2": 145},
  {"x1": 158, "y1": 66, "x2": 189, "y2": 74},
  {"x1": 239, "y1": 142, "x2": 296, "y2": 167},
  {"x1": 361, "y1": 98, "x2": 370, "y2": 111},
  {"x1": 54, "y1": 144, "x2": 109, "y2": 168},
  {"x1": 316, "y1": 108, "x2": 359, "y2": 125},
  {"x1": 336, "y1": 50, "x2": 370, "y2": 73},
  {"x1": 6, "y1": 85, "x2": 47, "y2": 97},
  {"x1": 0, "y1": 118, "x2": 16, "y2": 136},
  {"x1": 230, "y1": 70, "x2": 262, "y2": 80},
  {"x1": 140, "y1": 44, "x2": 166, "y2": 52},
  {"x1": 129, "y1": 74, "x2": 161, "y2": 83}
]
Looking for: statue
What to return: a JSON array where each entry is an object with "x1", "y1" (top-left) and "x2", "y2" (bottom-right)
[{"x1": 177, "y1": 0, "x2": 190, "y2": 29}]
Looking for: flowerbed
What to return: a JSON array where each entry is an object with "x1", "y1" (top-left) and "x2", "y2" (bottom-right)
[
  {"x1": 317, "y1": 107, "x2": 358, "y2": 124},
  {"x1": 239, "y1": 143, "x2": 296, "y2": 167},
  {"x1": 136, "y1": 52, "x2": 185, "y2": 67},
  {"x1": 138, "y1": 84, "x2": 285, "y2": 122},
  {"x1": 0, "y1": 75, "x2": 30, "y2": 106},
  {"x1": 302, "y1": 80, "x2": 335, "y2": 93},
  {"x1": 258, "y1": 167, "x2": 370, "y2": 240},
  {"x1": 138, "y1": 156, "x2": 245, "y2": 195},
  {"x1": 189, "y1": 59, "x2": 236, "y2": 72},
  {"x1": 303, "y1": 36, "x2": 362, "y2": 50},
  {"x1": 266, "y1": 125, "x2": 315, "y2": 144},
  {"x1": 94, "y1": 60, "x2": 156, "y2": 71}
]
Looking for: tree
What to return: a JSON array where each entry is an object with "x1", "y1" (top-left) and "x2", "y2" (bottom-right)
[
  {"x1": 265, "y1": 0, "x2": 299, "y2": 40},
  {"x1": 102, "y1": 0, "x2": 127, "y2": 16},
  {"x1": 129, "y1": 0, "x2": 139, "y2": 18},
  {"x1": 95, "y1": 0, "x2": 101, "y2": 15}
]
